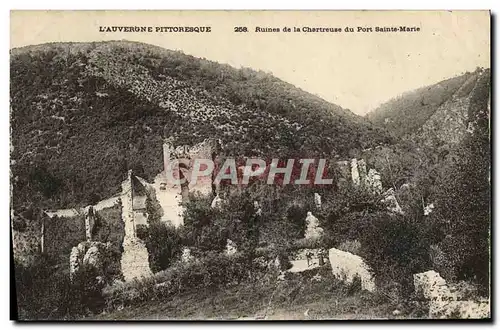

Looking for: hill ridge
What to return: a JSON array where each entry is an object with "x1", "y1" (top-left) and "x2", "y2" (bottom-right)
[
  {"x1": 416, "y1": 68, "x2": 488, "y2": 146},
  {"x1": 366, "y1": 69, "x2": 487, "y2": 140}
]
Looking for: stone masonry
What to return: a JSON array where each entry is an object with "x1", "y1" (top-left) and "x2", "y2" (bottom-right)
[{"x1": 120, "y1": 170, "x2": 152, "y2": 281}]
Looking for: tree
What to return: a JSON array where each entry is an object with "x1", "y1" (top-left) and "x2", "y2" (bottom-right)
[{"x1": 432, "y1": 76, "x2": 490, "y2": 290}]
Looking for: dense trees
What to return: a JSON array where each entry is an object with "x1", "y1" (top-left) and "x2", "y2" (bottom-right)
[
  {"x1": 430, "y1": 73, "x2": 490, "y2": 290},
  {"x1": 363, "y1": 68, "x2": 491, "y2": 292}
]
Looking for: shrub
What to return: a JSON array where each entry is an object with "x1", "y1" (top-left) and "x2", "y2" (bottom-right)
[
  {"x1": 318, "y1": 184, "x2": 383, "y2": 247},
  {"x1": 182, "y1": 194, "x2": 227, "y2": 253},
  {"x1": 338, "y1": 239, "x2": 361, "y2": 255},
  {"x1": 14, "y1": 255, "x2": 106, "y2": 320},
  {"x1": 141, "y1": 222, "x2": 183, "y2": 273},
  {"x1": 66, "y1": 264, "x2": 107, "y2": 316},
  {"x1": 358, "y1": 212, "x2": 433, "y2": 295},
  {"x1": 103, "y1": 251, "x2": 267, "y2": 311},
  {"x1": 429, "y1": 243, "x2": 455, "y2": 282}
]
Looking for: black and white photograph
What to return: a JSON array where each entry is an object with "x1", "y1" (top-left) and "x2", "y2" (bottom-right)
[{"x1": 9, "y1": 10, "x2": 491, "y2": 320}]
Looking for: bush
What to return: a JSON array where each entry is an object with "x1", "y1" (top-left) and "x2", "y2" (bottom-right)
[
  {"x1": 141, "y1": 222, "x2": 183, "y2": 273},
  {"x1": 14, "y1": 255, "x2": 106, "y2": 320},
  {"x1": 182, "y1": 194, "x2": 227, "y2": 253},
  {"x1": 358, "y1": 212, "x2": 434, "y2": 295},
  {"x1": 66, "y1": 264, "x2": 107, "y2": 316},
  {"x1": 338, "y1": 240, "x2": 361, "y2": 255},
  {"x1": 430, "y1": 91, "x2": 490, "y2": 292},
  {"x1": 103, "y1": 251, "x2": 268, "y2": 311},
  {"x1": 318, "y1": 184, "x2": 383, "y2": 247}
]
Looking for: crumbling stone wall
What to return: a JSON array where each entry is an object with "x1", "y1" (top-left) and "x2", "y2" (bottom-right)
[
  {"x1": 163, "y1": 138, "x2": 222, "y2": 198},
  {"x1": 155, "y1": 138, "x2": 222, "y2": 228}
]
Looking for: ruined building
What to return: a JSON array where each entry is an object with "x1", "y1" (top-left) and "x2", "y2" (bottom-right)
[
  {"x1": 38, "y1": 138, "x2": 224, "y2": 282},
  {"x1": 335, "y1": 158, "x2": 383, "y2": 194},
  {"x1": 119, "y1": 138, "x2": 223, "y2": 281},
  {"x1": 155, "y1": 137, "x2": 223, "y2": 226}
]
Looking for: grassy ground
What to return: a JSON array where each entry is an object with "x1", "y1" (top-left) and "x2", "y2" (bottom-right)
[{"x1": 92, "y1": 267, "x2": 424, "y2": 320}]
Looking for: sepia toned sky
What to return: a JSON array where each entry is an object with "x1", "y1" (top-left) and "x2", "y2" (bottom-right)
[{"x1": 10, "y1": 10, "x2": 490, "y2": 115}]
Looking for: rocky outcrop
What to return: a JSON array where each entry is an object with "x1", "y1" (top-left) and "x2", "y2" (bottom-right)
[
  {"x1": 328, "y1": 248, "x2": 375, "y2": 292},
  {"x1": 83, "y1": 243, "x2": 108, "y2": 270},
  {"x1": 70, "y1": 241, "x2": 90, "y2": 281},
  {"x1": 413, "y1": 270, "x2": 490, "y2": 319},
  {"x1": 365, "y1": 169, "x2": 383, "y2": 194},
  {"x1": 418, "y1": 68, "x2": 490, "y2": 147},
  {"x1": 336, "y1": 158, "x2": 384, "y2": 194},
  {"x1": 211, "y1": 194, "x2": 223, "y2": 210},
  {"x1": 357, "y1": 159, "x2": 367, "y2": 182},
  {"x1": 69, "y1": 241, "x2": 111, "y2": 281},
  {"x1": 351, "y1": 159, "x2": 360, "y2": 186}
]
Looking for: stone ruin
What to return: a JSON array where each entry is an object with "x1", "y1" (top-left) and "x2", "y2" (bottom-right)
[
  {"x1": 336, "y1": 158, "x2": 383, "y2": 194},
  {"x1": 336, "y1": 158, "x2": 408, "y2": 215},
  {"x1": 413, "y1": 270, "x2": 490, "y2": 319},
  {"x1": 328, "y1": 248, "x2": 376, "y2": 292},
  {"x1": 59, "y1": 141, "x2": 404, "y2": 286},
  {"x1": 84, "y1": 205, "x2": 96, "y2": 241},
  {"x1": 115, "y1": 138, "x2": 223, "y2": 281},
  {"x1": 314, "y1": 193, "x2": 322, "y2": 209},
  {"x1": 164, "y1": 137, "x2": 222, "y2": 196},
  {"x1": 151, "y1": 138, "x2": 223, "y2": 228},
  {"x1": 304, "y1": 211, "x2": 323, "y2": 240},
  {"x1": 119, "y1": 170, "x2": 153, "y2": 281},
  {"x1": 66, "y1": 169, "x2": 155, "y2": 283}
]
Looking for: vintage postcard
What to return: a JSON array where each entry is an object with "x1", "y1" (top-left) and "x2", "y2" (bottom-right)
[{"x1": 10, "y1": 10, "x2": 491, "y2": 320}]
